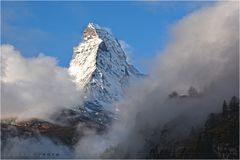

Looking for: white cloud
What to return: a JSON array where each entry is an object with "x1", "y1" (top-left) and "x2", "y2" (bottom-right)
[{"x1": 1, "y1": 44, "x2": 83, "y2": 120}]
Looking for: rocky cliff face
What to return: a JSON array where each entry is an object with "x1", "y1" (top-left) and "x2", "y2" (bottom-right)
[{"x1": 69, "y1": 23, "x2": 143, "y2": 108}]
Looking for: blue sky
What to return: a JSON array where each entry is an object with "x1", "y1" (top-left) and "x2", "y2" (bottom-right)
[{"x1": 1, "y1": 1, "x2": 214, "y2": 72}]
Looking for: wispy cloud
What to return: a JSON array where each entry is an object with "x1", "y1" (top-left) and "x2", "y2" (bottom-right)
[{"x1": 119, "y1": 40, "x2": 133, "y2": 62}]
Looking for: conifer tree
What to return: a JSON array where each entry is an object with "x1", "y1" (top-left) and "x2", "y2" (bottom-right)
[
  {"x1": 188, "y1": 86, "x2": 198, "y2": 97},
  {"x1": 222, "y1": 100, "x2": 228, "y2": 114},
  {"x1": 229, "y1": 96, "x2": 239, "y2": 111}
]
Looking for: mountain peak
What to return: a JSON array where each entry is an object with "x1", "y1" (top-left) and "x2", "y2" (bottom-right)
[
  {"x1": 83, "y1": 23, "x2": 112, "y2": 41},
  {"x1": 87, "y1": 22, "x2": 95, "y2": 28},
  {"x1": 69, "y1": 23, "x2": 142, "y2": 107},
  {"x1": 83, "y1": 23, "x2": 99, "y2": 41},
  {"x1": 87, "y1": 22, "x2": 100, "y2": 29}
]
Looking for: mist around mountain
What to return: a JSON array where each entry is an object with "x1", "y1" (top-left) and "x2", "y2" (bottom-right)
[{"x1": 1, "y1": 1, "x2": 239, "y2": 159}]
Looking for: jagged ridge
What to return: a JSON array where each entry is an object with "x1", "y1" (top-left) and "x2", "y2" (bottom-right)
[{"x1": 69, "y1": 23, "x2": 143, "y2": 108}]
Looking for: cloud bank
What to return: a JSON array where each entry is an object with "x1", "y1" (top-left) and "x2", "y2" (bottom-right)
[{"x1": 1, "y1": 44, "x2": 83, "y2": 120}]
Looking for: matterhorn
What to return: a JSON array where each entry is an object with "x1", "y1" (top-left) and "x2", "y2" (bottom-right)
[{"x1": 69, "y1": 23, "x2": 143, "y2": 109}]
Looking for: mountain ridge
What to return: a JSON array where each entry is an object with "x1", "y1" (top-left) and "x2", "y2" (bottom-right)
[{"x1": 69, "y1": 23, "x2": 143, "y2": 108}]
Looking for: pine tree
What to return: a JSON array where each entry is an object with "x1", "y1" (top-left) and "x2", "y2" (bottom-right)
[
  {"x1": 188, "y1": 86, "x2": 199, "y2": 97},
  {"x1": 222, "y1": 100, "x2": 228, "y2": 115},
  {"x1": 229, "y1": 96, "x2": 239, "y2": 111}
]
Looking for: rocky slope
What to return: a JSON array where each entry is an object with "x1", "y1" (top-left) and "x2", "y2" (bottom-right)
[
  {"x1": 44, "y1": 23, "x2": 143, "y2": 128},
  {"x1": 69, "y1": 23, "x2": 143, "y2": 108}
]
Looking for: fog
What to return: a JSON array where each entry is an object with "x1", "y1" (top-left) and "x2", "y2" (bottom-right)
[
  {"x1": 1, "y1": 137, "x2": 73, "y2": 159},
  {"x1": 74, "y1": 1, "x2": 239, "y2": 158}
]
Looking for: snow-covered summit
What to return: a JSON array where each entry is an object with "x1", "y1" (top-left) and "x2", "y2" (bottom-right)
[{"x1": 69, "y1": 23, "x2": 143, "y2": 107}]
